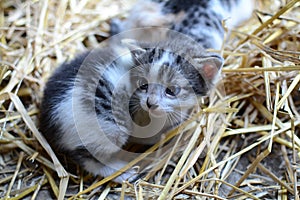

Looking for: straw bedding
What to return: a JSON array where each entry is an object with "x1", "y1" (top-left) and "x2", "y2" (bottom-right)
[{"x1": 0, "y1": 0, "x2": 299, "y2": 199}]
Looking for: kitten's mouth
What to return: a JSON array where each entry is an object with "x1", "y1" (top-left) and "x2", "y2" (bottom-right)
[
  {"x1": 140, "y1": 103, "x2": 167, "y2": 117},
  {"x1": 148, "y1": 108, "x2": 167, "y2": 118}
]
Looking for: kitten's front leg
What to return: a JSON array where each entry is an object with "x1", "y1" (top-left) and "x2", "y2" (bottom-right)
[{"x1": 72, "y1": 111, "x2": 136, "y2": 182}]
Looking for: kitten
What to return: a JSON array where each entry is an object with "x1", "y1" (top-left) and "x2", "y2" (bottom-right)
[
  {"x1": 39, "y1": 34, "x2": 222, "y2": 182},
  {"x1": 40, "y1": 0, "x2": 253, "y2": 183},
  {"x1": 111, "y1": 0, "x2": 254, "y2": 49}
]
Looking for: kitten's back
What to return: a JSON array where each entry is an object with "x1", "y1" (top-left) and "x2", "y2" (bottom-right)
[{"x1": 110, "y1": 0, "x2": 254, "y2": 49}]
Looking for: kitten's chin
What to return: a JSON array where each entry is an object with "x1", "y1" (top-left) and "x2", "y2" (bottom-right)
[{"x1": 148, "y1": 109, "x2": 167, "y2": 118}]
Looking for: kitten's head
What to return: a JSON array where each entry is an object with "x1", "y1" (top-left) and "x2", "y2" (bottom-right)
[{"x1": 125, "y1": 39, "x2": 223, "y2": 121}]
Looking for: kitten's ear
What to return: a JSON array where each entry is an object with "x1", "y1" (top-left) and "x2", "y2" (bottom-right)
[
  {"x1": 121, "y1": 39, "x2": 146, "y2": 58},
  {"x1": 194, "y1": 54, "x2": 224, "y2": 85}
]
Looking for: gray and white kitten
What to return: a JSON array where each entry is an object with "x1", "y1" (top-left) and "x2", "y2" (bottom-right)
[
  {"x1": 40, "y1": 0, "x2": 253, "y2": 183},
  {"x1": 111, "y1": 0, "x2": 254, "y2": 49}
]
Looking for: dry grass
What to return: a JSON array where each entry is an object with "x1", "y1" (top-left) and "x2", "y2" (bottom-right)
[{"x1": 0, "y1": 0, "x2": 300, "y2": 199}]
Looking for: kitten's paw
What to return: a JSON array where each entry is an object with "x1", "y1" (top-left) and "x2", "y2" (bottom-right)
[
  {"x1": 113, "y1": 168, "x2": 139, "y2": 183},
  {"x1": 85, "y1": 159, "x2": 141, "y2": 183},
  {"x1": 106, "y1": 161, "x2": 141, "y2": 183}
]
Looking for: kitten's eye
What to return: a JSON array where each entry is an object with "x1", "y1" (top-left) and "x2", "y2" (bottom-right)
[
  {"x1": 137, "y1": 78, "x2": 148, "y2": 91},
  {"x1": 140, "y1": 83, "x2": 148, "y2": 91},
  {"x1": 165, "y1": 85, "x2": 181, "y2": 97}
]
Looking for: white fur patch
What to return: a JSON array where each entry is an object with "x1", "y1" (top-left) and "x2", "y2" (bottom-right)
[
  {"x1": 52, "y1": 90, "x2": 81, "y2": 150},
  {"x1": 211, "y1": 0, "x2": 254, "y2": 28},
  {"x1": 227, "y1": 0, "x2": 254, "y2": 28},
  {"x1": 104, "y1": 62, "x2": 131, "y2": 89},
  {"x1": 83, "y1": 158, "x2": 137, "y2": 183}
]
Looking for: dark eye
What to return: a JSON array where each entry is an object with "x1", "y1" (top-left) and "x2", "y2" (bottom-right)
[
  {"x1": 165, "y1": 86, "x2": 181, "y2": 97},
  {"x1": 137, "y1": 78, "x2": 148, "y2": 91}
]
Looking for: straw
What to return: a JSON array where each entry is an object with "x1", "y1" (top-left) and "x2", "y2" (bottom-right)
[{"x1": 0, "y1": 0, "x2": 299, "y2": 199}]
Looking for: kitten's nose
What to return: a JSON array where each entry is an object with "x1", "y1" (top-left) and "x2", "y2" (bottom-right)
[{"x1": 146, "y1": 98, "x2": 158, "y2": 109}]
